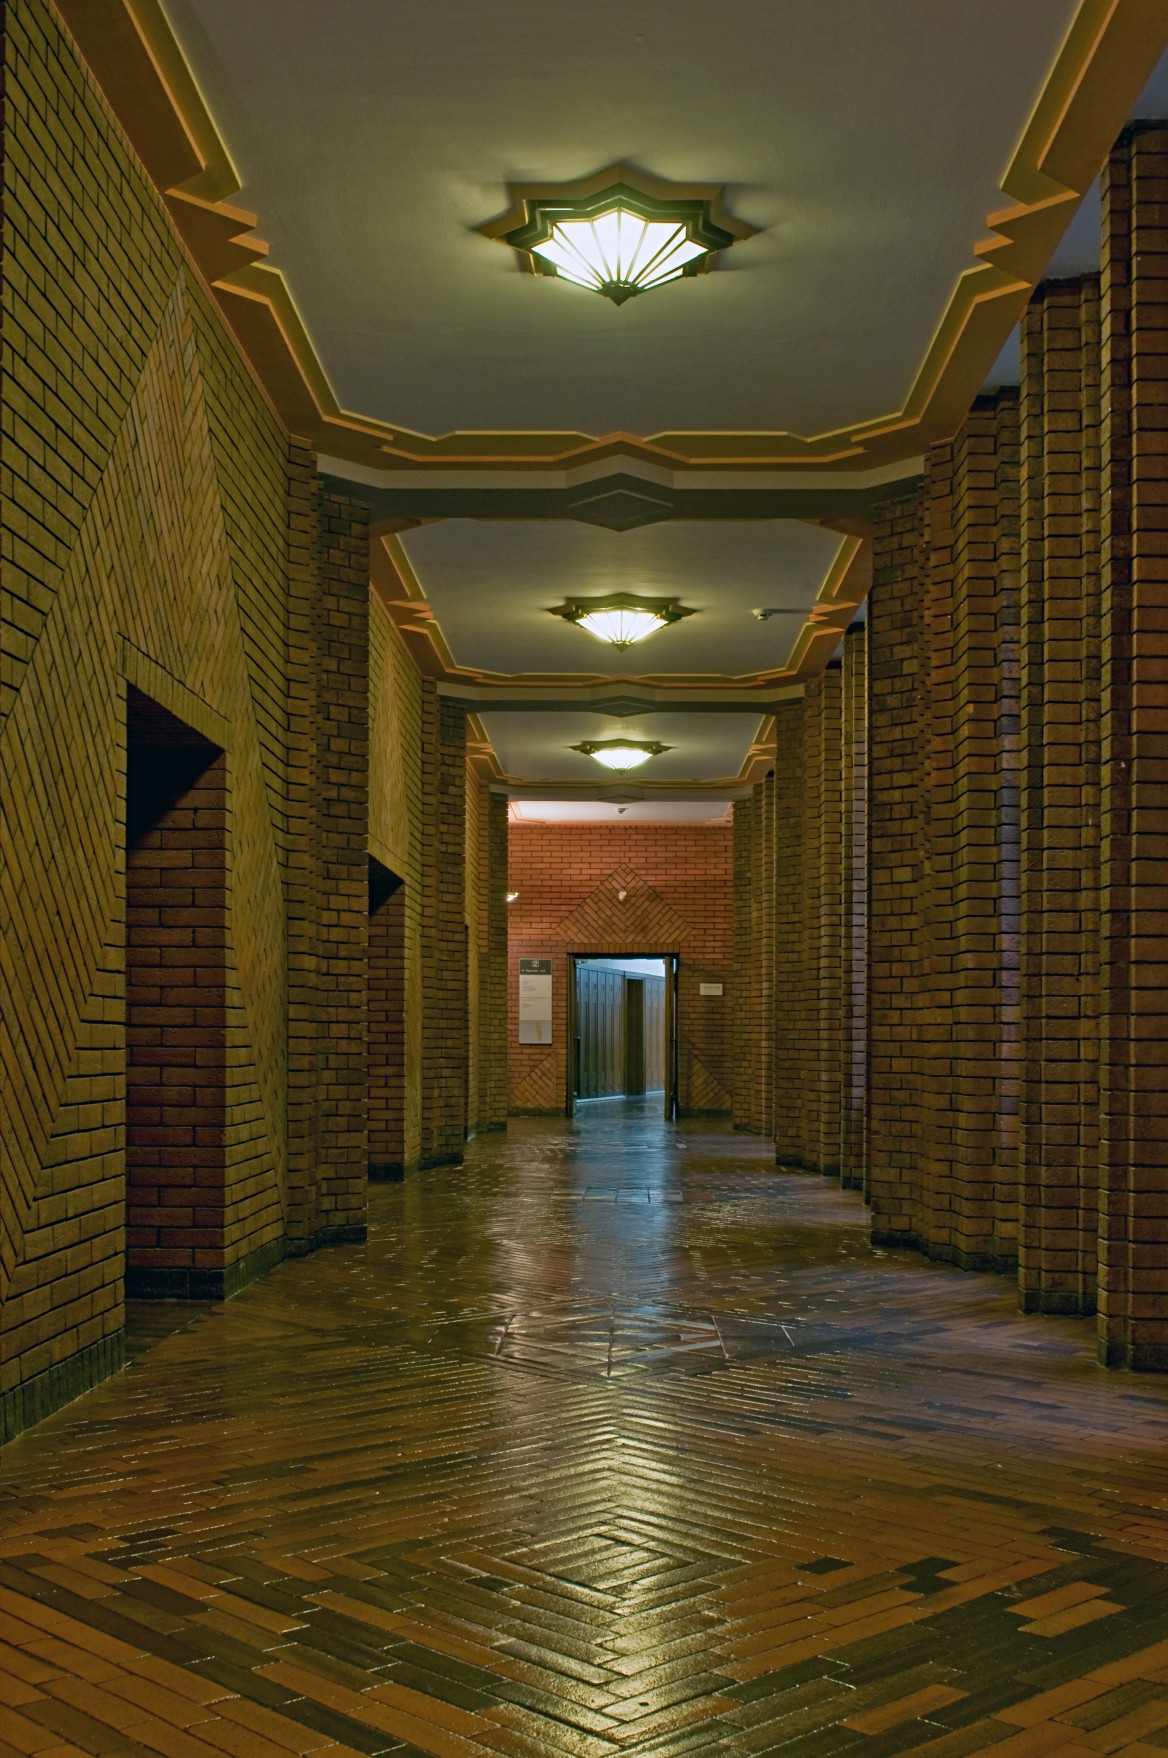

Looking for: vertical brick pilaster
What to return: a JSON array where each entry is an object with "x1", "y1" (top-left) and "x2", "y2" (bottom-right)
[
  {"x1": 1019, "y1": 279, "x2": 1102, "y2": 1313},
  {"x1": 995, "y1": 393, "x2": 1024, "y2": 1266},
  {"x1": 314, "y1": 493, "x2": 370, "y2": 1237},
  {"x1": 812, "y1": 671, "x2": 844, "y2": 1176},
  {"x1": 732, "y1": 793, "x2": 758, "y2": 1131},
  {"x1": 840, "y1": 626, "x2": 868, "y2": 1191},
  {"x1": 286, "y1": 469, "x2": 369, "y2": 1247},
  {"x1": 757, "y1": 772, "x2": 775, "y2": 1138},
  {"x1": 479, "y1": 791, "x2": 510, "y2": 1132},
  {"x1": 867, "y1": 489, "x2": 928, "y2": 1243},
  {"x1": 921, "y1": 400, "x2": 1018, "y2": 1271},
  {"x1": 421, "y1": 690, "x2": 468, "y2": 1166},
  {"x1": 1098, "y1": 125, "x2": 1168, "y2": 1370},
  {"x1": 773, "y1": 701, "x2": 806, "y2": 1166}
]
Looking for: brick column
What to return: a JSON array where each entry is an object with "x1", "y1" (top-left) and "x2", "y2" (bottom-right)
[
  {"x1": 1098, "y1": 125, "x2": 1168, "y2": 1369},
  {"x1": 840, "y1": 625, "x2": 868, "y2": 1191},
  {"x1": 811, "y1": 670, "x2": 844, "y2": 1177},
  {"x1": 919, "y1": 396, "x2": 1019, "y2": 1271},
  {"x1": 285, "y1": 455, "x2": 369, "y2": 1248},
  {"x1": 1018, "y1": 279, "x2": 1102, "y2": 1313},
  {"x1": 478, "y1": 790, "x2": 510, "y2": 1133},
  {"x1": 773, "y1": 700, "x2": 806, "y2": 1166},
  {"x1": 757, "y1": 772, "x2": 775, "y2": 1138},
  {"x1": 867, "y1": 489, "x2": 928, "y2": 1244},
  {"x1": 420, "y1": 688, "x2": 468, "y2": 1167},
  {"x1": 732, "y1": 791, "x2": 759, "y2": 1131}
]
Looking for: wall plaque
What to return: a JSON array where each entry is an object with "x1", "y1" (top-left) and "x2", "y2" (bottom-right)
[{"x1": 518, "y1": 958, "x2": 553, "y2": 1043}]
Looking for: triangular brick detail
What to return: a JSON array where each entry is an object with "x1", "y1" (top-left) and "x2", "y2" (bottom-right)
[
  {"x1": 688, "y1": 1054, "x2": 731, "y2": 1113},
  {"x1": 512, "y1": 1054, "x2": 560, "y2": 1111},
  {"x1": 555, "y1": 864, "x2": 692, "y2": 951}
]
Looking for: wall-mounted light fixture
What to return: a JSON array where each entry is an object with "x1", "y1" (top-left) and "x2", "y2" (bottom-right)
[
  {"x1": 550, "y1": 593, "x2": 694, "y2": 651},
  {"x1": 505, "y1": 891, "x2": 519, "y2": 903},
  {"x1": 480, "y1": 164, "x2": 757, "y2": 307},
  {"x1": 571, "y1": 738, "x2": 671, "y2": 772}
]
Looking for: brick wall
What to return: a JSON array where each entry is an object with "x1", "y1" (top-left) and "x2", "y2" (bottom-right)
[
  {"x1": 765, "y1": 674, "x2": 848, "y2": 1176},
  {"x1": 420, "y1": 690, "x2": 469, "y2": 1165},
  {"x1": 1097, "y1": 125, "x2": 1168, "y2": 1370},
  {"x1": 0, "y1": 0, "x2": 367, "y2": 1440},
  {"x1": 508, "y1": 823, "x2": 732, "y2": 1116},
  {"x1": 1019, "y1": 278, "x2": 1102, "y2": 1313},
  {"x1": 761, "y1": 133, "x2": 1168, "y2": 1370},
  {"x1": 466, "y1": 780, "x2": 509, "y2": 1137},
  {"x1": 368, "y1": 594, "x2": 424, "y2": 1172},
  {"x1": 840, "y1": 625, "x2": 868, "y2": 1191},
  {"x1": 367, "y1": 602, "x2": 507, "y2": 1172}
]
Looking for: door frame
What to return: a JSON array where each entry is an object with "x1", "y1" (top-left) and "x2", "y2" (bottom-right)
[{"x1": 566, "y1": 952, "x2": 679, "y2": 1120}]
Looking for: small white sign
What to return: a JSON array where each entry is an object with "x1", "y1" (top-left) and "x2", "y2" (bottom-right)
[
  {"x1": 699, "y1": 982, "x2": 724, "y2": 997},
  {"x1": 518, "y1": 958, "x2": 553, "y2": 1044}
]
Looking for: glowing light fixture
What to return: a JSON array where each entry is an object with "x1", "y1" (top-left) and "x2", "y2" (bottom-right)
[
  {"x1": 505, "y1": 891, "x2": 519, "y2": 903},
  {"x1": 479, "y1": 165, "x2": 758, "y2": 307},
  {"x1": 551, "y1": 593, "x2": 694, "y2": 650},
  {"x1": 572, "y1": 738, "x2": 671, "y2": 773}
]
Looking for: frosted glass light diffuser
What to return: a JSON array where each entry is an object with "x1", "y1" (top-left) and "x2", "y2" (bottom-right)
[
  {"x1": 481, "y1": 170, "x2": 757, "y2": 309},
  {"x1": 552, "y1": 594, "x2": 694, "y2": 650},
  {"x1": 572, "y1": 738, "x2": 671, "y2": 772},
  {"x1": 591, "y1": 744, "x2": 653, "y2": 771},
  {"x1": 531, "y1": 207, "x2": 707, "y2": 302},
  {"x1": 575, "y1": 606, "x2": 668, "y2": 647}
]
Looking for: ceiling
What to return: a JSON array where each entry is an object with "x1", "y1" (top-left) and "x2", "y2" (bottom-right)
[
  {"x1": 397, "y1": 521, "x2": 845, "y2": 678},
  {"x1": 479, "y1": 712, "x2": 768, "y2": 796},
  {"x1": 164, "y1": 0, "x2": 1079, "y2": 442},
  {"x1": 121, "y1": 0, "x2": 1168, "y2": 816}
]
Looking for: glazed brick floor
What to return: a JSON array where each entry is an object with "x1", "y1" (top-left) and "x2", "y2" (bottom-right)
[{"x1": 4, "y1": 1103, "x2": 1168, "y2": 1757}]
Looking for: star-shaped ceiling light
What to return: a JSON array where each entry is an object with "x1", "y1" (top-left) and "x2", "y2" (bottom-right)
[
  {"x1": 572, "y1": 738, "x2": 672, "y2": 772},
  {"x1": 551, "y1": 593, "x2": 694, "y2": 650},
  {"x1": 480, "y1": 164, "x2": 757, "y2": 306}
]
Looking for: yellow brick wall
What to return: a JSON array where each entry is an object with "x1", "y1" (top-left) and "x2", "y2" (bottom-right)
[{"x1": 1, "y1": 0, "x2": 367, "y2": 1439}]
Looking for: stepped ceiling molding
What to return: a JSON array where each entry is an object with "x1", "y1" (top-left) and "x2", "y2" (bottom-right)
[
  {"x1": 62, "y1": 0, "x2": 1167, "y2": 486},
  {"x1": 61, "y1": 0, "x2": 1168, "y2": 805}
]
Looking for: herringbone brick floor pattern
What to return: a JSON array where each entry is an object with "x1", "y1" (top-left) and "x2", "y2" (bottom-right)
[{"x1": 3, "y1": 1102, "x2": 1168, "y2": 1756}]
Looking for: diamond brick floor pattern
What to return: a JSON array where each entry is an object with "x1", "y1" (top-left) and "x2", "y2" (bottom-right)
[{"x1": 4, "y1": 1100, "x2": 1168, "y2": 1756}]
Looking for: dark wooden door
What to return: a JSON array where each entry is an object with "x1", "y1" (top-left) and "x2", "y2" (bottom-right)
[
  {"x1": 576, "y1": 964, "x2": 625, "y2": 1098},
  {"x1": 643, "y1": 974, "x2": 666, "y2": 1092}
]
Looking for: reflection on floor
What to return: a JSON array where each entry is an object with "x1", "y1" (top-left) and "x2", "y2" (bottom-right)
[{"x1": 4, "y1": 1099, "x2": 1168, "y2": 1756}]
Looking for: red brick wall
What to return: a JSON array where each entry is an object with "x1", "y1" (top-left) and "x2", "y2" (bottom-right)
[
  {"x1": 508, "y1": 823, "x2": 732, "y2": 1115},
  {"x1": 125, "y1": 727, "x2": 227, "y2": 1297}
]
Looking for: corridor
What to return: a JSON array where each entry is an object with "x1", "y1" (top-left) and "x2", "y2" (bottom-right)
[{"x1": 3, "y1": 1110, "x2": 1168, "y2": 1758}]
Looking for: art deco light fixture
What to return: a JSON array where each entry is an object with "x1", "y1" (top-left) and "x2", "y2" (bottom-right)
[
  {"x1": 550, "y1": 593, "x2": 694, "y2": 650},
  {"x1": 572, "y1": 738, "x2": 672, "y2": 772},
  {"x1": 480, "y1": 164, "x2": 757, "y2": 306}
]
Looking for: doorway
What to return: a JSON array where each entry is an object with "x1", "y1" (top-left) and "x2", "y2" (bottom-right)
[
  {"x1": 124, "y1": 686, "x2": 226, "y2": 1298},
  {"x1": 568, "y1": 956, "x2": 678, "y2": 1120}
]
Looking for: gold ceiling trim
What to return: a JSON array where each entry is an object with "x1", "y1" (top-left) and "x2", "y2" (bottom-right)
[
  {"x1": 485, "y1": 713, "x2": 773, "y2": 798},
  {"x1": 369, "y1": 534, "x2": 867, "y2": 700},
  {"x1": 58, "y1": 0, "x2": 1168, "y2": 477}
]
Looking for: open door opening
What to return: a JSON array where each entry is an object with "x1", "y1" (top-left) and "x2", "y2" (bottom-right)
[
  {"x1": 568, "y1": 955, "x2": 678, "y2": 1119},
  {"x1": 125, "y1": 686, "x2": 227, "y2": 1299}
]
